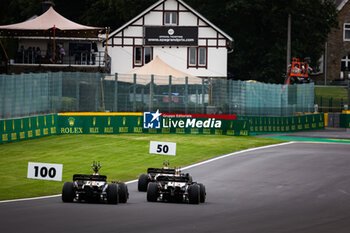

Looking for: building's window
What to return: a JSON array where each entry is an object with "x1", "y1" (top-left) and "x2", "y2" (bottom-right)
[
  {"x1": 134, "y1": 47, "x2": 142, "y2": 66},
  {"x1": 188, "y1": 47, "x2": 207, "y2": 68},
  {"x1": 344, "y1": 24, "x2": 350, "y2": 41},
  {"x1": 144, "y1": 47, "x2": 152, "y2": 64},
  {"x1": 189, "y1": 48, "x2": 196, "y2": 65},
  {"x1": 341, "y1": 54, "x2": 350, "y2": 71},
  {"x1": 199, "y1": 47, "x2": 206, "y2": 66},
  {"x1": 164, "y1": 12, "x2": 177, "y2": 25},
  {"x1": 134, "y1": 46, "x2": 153, "y2": 67}
]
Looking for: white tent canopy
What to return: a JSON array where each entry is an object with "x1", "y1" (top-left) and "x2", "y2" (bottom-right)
[
  {"x1": 0, "y1": 7, "x2": 102, "y2": 38},
  {"x1": 0, "y1": 7, "x2": 100, "y2": 31},
  {"x1": 122, "y1": 56, "x2": 203, "y2": 85}
]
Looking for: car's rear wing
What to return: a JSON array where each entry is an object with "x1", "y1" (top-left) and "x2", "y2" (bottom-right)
[
  {"x1": 157, "y1": 175, "x2": 189, "y2": 183},
  {"x1": 147, "y1": 168, "x2": 176, "y2": 175},
  {"x1": 73, "y1": 174, "x2": 107, "y2": 182}
]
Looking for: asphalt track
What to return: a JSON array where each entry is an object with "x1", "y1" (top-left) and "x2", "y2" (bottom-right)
[{"x1": 1, "y1": 142, "x2": 350, "y2": 233}]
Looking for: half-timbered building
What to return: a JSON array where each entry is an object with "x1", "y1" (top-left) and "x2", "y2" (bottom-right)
[{"x1": 104, "y1": 0, "x2": 233, "y2": 78}]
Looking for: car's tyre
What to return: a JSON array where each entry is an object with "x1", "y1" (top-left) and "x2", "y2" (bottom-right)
[
  {"x1": 188, "y1": 184, "x2": 200, "y2": 204},
  {"x1": 147, "y1": 182, "x2": 159, "y2": 202},
  {"x1": 62, "y1": 182, "x2": 75, "y2": 202},
  {"x1": 198, "y1": 183, "x2": 206, "y2": 203},
  {"x1": 107, "y1": 183, "x2": 119, "y2": 204},
  {"x1": 118, "y1": 183, "x2": 128, "y2": 203},
  {"x1": 138, "y1": 174, "x2": 149, "y2": 192}
]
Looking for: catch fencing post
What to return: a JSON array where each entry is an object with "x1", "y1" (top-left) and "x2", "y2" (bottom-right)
[
  {"x1": 133, "y1": 74, "x2": 136, "y2": 112},
  {"x1": 168, "y1": 75, "x2": 172, "y2": 113},
  {"x1": 75, "y1": 72, "x2": 80, "y2": 111},
  {"x1": 150, "y1": 75, "x2": 154, "y2": 111},
  {"x1": 185, "y1": 76, "x2": 188, "y2": 113},
  {"x1": 202, "y1": 78, "x2": 205, "y2": 114},
  {"x1": 114, "y1": 73, "x2": 118, "y2": 112}
]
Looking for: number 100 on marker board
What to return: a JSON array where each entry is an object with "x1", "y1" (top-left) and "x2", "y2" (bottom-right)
[{"x1": 27, "y1": 162, "x2": 63, "y2": 181}]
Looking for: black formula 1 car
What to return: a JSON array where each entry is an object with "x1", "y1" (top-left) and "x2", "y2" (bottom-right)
[
  {"x1": 146, "y1": 170, "x2": 206, "y2": 204},
  {"x1": 62, "y1": 162, "x2": 128, "y2": 204},
  {"x1": 138, "y1": 162, "x2": 177, "y2": 191}
]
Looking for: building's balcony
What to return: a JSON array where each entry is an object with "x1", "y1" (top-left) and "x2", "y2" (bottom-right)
[{"x1": 6, "y1": 50, "x2": 107, "y2": 74}]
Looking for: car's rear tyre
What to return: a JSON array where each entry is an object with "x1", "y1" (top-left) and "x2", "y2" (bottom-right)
[
  {"x1": 107, "y1": 183, "x2": 119, "y2": 204},
  {"x1": 147, "y1": 182, "x2": 159, "y2": 202},
  {"x1": 188, "y1": 184, "x2": 200, "y2": 204},
  {"x1": 198, "y1": 183, "x2": 206, "y2": 203},
  {"x1": 62, "y1": 182, "x2": 75, "y2": 202},
  {"x1": 118, "y1": 183, "x2": 128, "y2": 203},
  {"x1": 138, "y1": 174, "x2": 148, "y2": 192}
]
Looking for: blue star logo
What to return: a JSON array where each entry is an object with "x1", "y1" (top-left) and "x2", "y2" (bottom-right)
[{"x1": 143, "y1": 110, "x2": 161, "y2": 129}]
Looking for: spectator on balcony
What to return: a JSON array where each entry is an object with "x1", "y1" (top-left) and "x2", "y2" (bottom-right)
[
  {"x1": 35, "y1": 47, "x2": 42, "y2": 64},
  {"x1": 16, "y1": 45, "x2": 24, "y2": 63},
  {"x1": 25, "y1": 47, "x2": 33, "y2": 64},
  {"x1": 58, "y1": 44, "x2": 65, "y2": 63}
]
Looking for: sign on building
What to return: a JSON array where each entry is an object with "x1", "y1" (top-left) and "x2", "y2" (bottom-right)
[{"x1": 144, "y1": 26, "x2": 198, "y2": 46}]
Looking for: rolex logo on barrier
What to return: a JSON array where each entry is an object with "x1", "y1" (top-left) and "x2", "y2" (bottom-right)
[
  {"x1": 61, "y1": 117, "x2": 82, "y2": 134},
  {"x1": 68, "y1": 117, "x2": 75, "y2": 126}
]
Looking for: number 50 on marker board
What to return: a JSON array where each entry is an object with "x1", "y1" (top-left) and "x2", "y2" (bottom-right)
[
  {"x1": 27, "y1": 162, "x2": 63, "y2": 181},
  {"x1": 149, "y1": 141, "x2": 176, "y2": 156}
]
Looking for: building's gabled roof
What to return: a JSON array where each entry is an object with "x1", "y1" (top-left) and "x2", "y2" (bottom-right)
[
  {"x1": 335, "y1": 0, "x2": 348, "y2": 10},
  {"x1": 108, "y1": 0, "x2": 233, "y2": 42}
]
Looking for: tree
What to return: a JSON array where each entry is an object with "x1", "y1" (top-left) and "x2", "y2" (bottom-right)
[{"x1": 187, "y1": 0, "x2": 338, "y2": 83}]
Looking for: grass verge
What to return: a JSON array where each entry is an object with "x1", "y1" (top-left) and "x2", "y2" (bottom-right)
[
  {"x1": 315, "y1": 86, "x2": 348, "y2": 99},
  {"x1": 0, "y1": 134, "x2": 284, "y2": 200}
]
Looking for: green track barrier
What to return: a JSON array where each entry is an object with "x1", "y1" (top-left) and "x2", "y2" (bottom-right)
[
  {"x1": 237, "y1": 113, "x2": 324, "y2": 135},
  {"x1": 340, "y1": 114, "x2": 350, "y2": 128},
  {"x1": 0, "y1": 113, "x2": 325, "y2": 144},
  {"x1": 58, "y1": 115, "x2": 144, "y2": 134},
  {"x1": 58, "y1": 115, "x2": 249, "y2": 136},
  {"x1": 0, "y1": 114, "x2": 58, "y2": 144}
]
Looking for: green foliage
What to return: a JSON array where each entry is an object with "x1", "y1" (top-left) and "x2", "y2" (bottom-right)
[
  {"x1": 315, "y1": 86, "x2": 348, "y2": 99},
  {"x1": 0, "y1": 134, "x2": 283, "y2": 200},
  {"x1": 187, "y1": 0, "x2": 338, "y2": 83},
  {"x1": 61, "y1": 97, "x2": 76, "y2": 112}
]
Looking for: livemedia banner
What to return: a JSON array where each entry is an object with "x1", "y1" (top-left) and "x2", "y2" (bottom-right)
[{"x1": 144, "y1": 112, "x2": 248, "y2": 136}]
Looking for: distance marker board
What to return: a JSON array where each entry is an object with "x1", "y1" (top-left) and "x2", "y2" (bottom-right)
[
  {"x1": 27, "y1": 162, "x2": 63, "y2": 181},
  {"x1": 149, "y1": 141, "x2": 176, "y2": 156}
]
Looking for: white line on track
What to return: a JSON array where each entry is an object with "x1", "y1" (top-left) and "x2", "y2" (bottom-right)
[{"x1": 0, "y1": 142, "x2": 294, "y2": 204}]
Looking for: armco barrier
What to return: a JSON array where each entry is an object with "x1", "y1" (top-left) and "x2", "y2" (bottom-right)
[
  {"x1": 0, "y1": 114, "x2": 58, "y2": 144},
  {"x1": 238, "y1": 113, "x2": 325, "y2": 135}
]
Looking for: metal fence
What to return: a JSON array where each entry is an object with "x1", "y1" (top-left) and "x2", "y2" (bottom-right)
[
  {"x1": 14, "y1": 50, "x2": 106, "y2": 67},
  {"x1": 0, "y1": 72, "x2": 315, "y2": 119}
]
